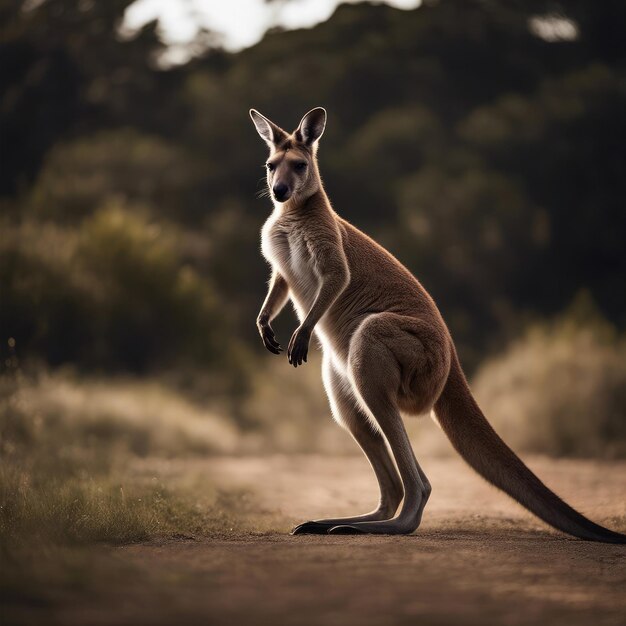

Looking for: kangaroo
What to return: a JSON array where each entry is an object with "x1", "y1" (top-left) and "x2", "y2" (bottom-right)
[{"x1": 249, "y1": 106, "x2": 626, "y2": 543}]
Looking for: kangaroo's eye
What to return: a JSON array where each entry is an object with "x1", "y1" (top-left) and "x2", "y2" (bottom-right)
[
  {"x1": 294, "y1": 162, "x2": 307, "y2": 172},
  {"x1": 266, "y1": 162, "x2": 275, "y2": 172}
]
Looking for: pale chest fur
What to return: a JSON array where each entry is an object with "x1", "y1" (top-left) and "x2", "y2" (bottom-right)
[{"x1": 261, "y1": 212, "x2": 320, "y2": 320}]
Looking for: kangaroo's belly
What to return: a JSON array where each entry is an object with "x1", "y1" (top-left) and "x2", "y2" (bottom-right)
[
  {"x1": 261, "y1": 215, "x2": 320, "y2": 319},
  {"x1": 286, "y1": 267, "x2": 319, "y2": 321},
  {"x1": 272, "y1": 250, "x2": 319, "y2": 322}
]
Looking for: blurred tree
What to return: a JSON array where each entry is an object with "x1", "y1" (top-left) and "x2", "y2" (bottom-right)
[
  {"x1": 29, "y1": 129, "x2": 201, "y2": 222},
  {"x1": 0, "y1": 0, "x2": 179, "y2": 195},
  {"x1": 1, "y1": 0, "x2": 625, "y2": 374},
  {"x1": 0, "y1": 206, "x2": 228, "y2": 372}
]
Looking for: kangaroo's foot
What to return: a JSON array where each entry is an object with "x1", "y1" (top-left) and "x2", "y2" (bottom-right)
[
  {"x1": 327, "y1": 517, "x2": 421, "y2": 535},
  {"x1": 327, "y1": 520, "x2": 417, "y2": 535},
  {"x1": 292, "y1": 509, "x2": 394, "y2": 535},
  {"x1": 324, "y1": 487, "x2": 429, "y2": 535},
  {"x1": 324, "y1": 490, "x2": 429, "y2": 535}
]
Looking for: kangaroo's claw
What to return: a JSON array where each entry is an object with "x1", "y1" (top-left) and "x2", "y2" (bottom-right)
[{"x1": 291, "y1": 521, "x2": 331, "y2": 535}]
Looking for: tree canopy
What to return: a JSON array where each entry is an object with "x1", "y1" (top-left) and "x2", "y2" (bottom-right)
[{"x1": 1, "y1": 0, "x2": 625, "y2": 373}]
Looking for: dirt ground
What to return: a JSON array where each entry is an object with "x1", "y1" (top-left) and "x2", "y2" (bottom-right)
[{"x1": 7, "y1": 454, "x2": 626, "y2": 626}]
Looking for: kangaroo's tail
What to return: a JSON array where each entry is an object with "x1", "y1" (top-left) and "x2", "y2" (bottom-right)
[{"x1": 433, "y1": 352, "x2": 626, "y2": 543}]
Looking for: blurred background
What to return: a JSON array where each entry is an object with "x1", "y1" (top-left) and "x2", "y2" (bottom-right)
[{"x1": 1, "y1": 0, "x2": 626, "y2": 583}]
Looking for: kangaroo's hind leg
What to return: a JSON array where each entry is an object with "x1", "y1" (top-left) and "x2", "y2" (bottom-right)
[
  {"x1": 328, "y1": 312, "x2": 448, "y2": 535},
  {"x1": 292, "y1": 355, "x2": 404, "y2": 535}
]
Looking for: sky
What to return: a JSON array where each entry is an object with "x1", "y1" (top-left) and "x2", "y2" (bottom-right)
[
  {"x1": 122, "y1": 0, "x2": 422, "y2": 63},
  {"x1": 121, "y1": 1, "x2": 577, "y2": 66}
]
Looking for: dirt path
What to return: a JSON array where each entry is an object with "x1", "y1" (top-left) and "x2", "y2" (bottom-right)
[{"x1": 16, "y1": 455, "x2": 626, "y2": 625}]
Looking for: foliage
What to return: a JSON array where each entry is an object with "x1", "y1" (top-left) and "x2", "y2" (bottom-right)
[
  {"x1": 473, "y1": 296, "x2": 626, "y2": 458},
  {"x1": 2, "y1": 0, "x2": 625, "y2": 374},
  {"x1": 29, "y1": 129, "x2": 200, "y2": 222},
  {"x1": 0, "y1": 206, "x2": 230, "y2": 371}
]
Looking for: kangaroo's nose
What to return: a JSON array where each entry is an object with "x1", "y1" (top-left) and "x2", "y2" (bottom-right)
[{"x1": 272, "y1": 183, "x2": 290, "y2": 201}]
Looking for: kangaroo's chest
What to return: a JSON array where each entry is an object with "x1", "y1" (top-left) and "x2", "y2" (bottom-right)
[{"x1": 261, "y1": 215, "x2": 319, "y2": 315}]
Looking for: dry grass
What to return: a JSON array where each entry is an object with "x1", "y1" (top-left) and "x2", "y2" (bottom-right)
[
  {"x1": 0, "y1": 366, "x2": 296, "y2": 558},
  {"x1": 0, "y1": 369, "x2": 263, "y2": 575},
  {"x1": 4, "y1": 370, "x2": 239, "y2": 457},
  {"x1": 0, "y1": 467, "x2": 179, "y2": 545},
  {"x1": 473, "y1": 307, "x2": 626, "y2": 458},
  {"x1": 0, "y1": 368, "x2": 275, "y2": 616}
]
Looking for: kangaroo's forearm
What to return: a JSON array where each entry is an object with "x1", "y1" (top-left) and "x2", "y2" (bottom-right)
[
  {"x1": 301, "y1": 268, "x2": 349, "y2": 331},
  {"x1": 258, "y1": 271, "x2": 290, "y2": 323}
]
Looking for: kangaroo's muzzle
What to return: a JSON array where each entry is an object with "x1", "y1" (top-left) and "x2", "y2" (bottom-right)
[{"x1": 272, "y1": 183, "x2": 290, "y2": 202}]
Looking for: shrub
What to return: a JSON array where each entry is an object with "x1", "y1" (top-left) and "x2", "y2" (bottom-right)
[
  {"x1": 0, "y1": 207, "x2": 232, "y2": 373},
  {"x1": 29, "y1": 129, "x2": 199, "y2": 222},
  {"x1": 473, "y1": 298, "x2": 626, "y2": 458},
  {"x1": 76, "y1": 204, "x2": 223, "y2": 370}
]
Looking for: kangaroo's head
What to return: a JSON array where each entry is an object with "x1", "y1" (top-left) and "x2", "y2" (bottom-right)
[{"x1": 249, "y1": 107, "x2": 326, "y2": 204}]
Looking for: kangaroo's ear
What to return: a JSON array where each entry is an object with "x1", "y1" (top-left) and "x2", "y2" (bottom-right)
[
  {"x1": 296, "y1": 107, "x2": 326, "y2": 145},
  {"x1": 249, "y1": 109, "x2": 287, "y2": 147}
]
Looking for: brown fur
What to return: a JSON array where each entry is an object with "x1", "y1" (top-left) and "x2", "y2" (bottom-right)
[{"x1": 250, "y1": 107, "x2": 626, "y2": 542}]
